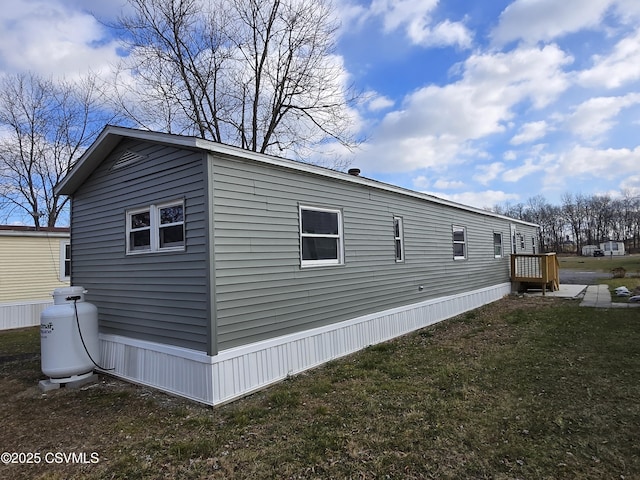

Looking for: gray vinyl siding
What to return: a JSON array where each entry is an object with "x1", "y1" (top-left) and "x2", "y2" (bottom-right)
[
  {"x1": 211, "y1": 155, "x2": 533, "y2": 351},
  {"x1": 70, "y1": 139, "x2": 210, "y2": 352},
  {"x1": 67, "y1": 133, "x2": 538, "y2": 355}
]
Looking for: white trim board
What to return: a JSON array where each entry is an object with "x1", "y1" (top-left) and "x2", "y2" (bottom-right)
[
  {"x1": 0, "y1": 300, "x2": 52, "y2": 331},
  {"x1": 99, "y1": 283, "x2": 511, "y2": 405}
]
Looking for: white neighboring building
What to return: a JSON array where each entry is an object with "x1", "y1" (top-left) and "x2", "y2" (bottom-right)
[
  {"x1": 581, "y1": 245, "x2": 599, "y2": 256},
  {"x1": 600, "y1": 240, "x2": 625, "y2": 256},
  {"x1": 0, "y1": 226, "x2": 70, "y2": 330}
]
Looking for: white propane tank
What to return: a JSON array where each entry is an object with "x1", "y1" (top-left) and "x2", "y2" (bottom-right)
[{"x1": 40, "y1": 286, "x2": 99, "y2": 383}]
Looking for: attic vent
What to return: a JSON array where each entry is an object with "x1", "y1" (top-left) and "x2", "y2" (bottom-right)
[{"x1": 111, "y1": 150, "x2": 146, "y2": 170}]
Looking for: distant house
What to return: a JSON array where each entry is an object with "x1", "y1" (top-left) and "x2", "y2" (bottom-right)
[
  {"x1": 600, "y1": 240, "x2": 625, "y2": 256},
  {"x1": 55, "y1": 125, "x2": 539, "y2": 405},
  {"x1": 0, "y1": 226, "x2": 70, "y2": 330}
]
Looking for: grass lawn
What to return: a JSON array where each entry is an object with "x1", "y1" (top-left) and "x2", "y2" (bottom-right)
[
  {"x1": 1, "y1": 296, "x2": 639, "y2": 479},
  {"x1": 599, "y1": 277, "x2": 640, "y2": 303},
  {"x1": 558, "y1": 253, "x2": 640, "y2": 302},
  {"x1": 558, "y1": 253, "x2": 640, "y2": 275}
]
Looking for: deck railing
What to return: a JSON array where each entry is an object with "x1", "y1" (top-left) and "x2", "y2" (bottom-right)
[{"x1": 510, "y1": 253, "x2": 560, "y2": 295}]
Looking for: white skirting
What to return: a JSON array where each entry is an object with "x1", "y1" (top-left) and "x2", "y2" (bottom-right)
[
  {"x1": 99, "y1": 283, "x2": 511, "y2": 405},
  {"x1": 0, "y1": 300, "x2": 52, "y2": 331}
]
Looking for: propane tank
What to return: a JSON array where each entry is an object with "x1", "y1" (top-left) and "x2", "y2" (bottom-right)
[{"x1": 40, "y1": 286, "x2": 99, "y2": 383}]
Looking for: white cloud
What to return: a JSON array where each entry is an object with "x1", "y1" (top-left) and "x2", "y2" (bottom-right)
[
  {"x1": 433, "y1": 178, "x2": 465, "y2": 190},
  {"x1": 407, "y1": 18, "x2": 473, "y2": 48},
  {"x1": 412, "y1": 175, "x2": 430, "y2": 189},
  {"x1": 565, "y1": 93, "x2": 640, "y2": 141},
  {"x1": 336, "y1": 1, "x2": 371, "y2": 35},
  {"x1": 619, "y1": 175, "x2": 640, "y2": 196},
  {"x1": 613, "y1": 0, "x2": 640, "y2": 22},
  {"x1": 502, "y1": 158, "x2": 546, "y2": 182},
  {"x1": 577, "y1": 28, "x2": 640, "y2": 89},
  {"x1": 0, "y1": 0, "x2": 122, "y2": 78},
  {"x1": 366, "y1": 94, "x2": 395, "y2": 112},
  {"x1": 462, "y1": 44, "x2": 573, "y2": 110},
  {"x1": 368, "y1": 0, "x2": 472, "y2": 48},
  {"x1": 358, "y1": 44, "x2": 572, "y2": 173},
  {"x1": 492, "y1": 0, "x2": 614, "y2": 45},
  {"x1": 558, "y1": 145, "x2": 640, "y2": 180},
  {"x1": 510, "y1": 121, "x2": 549, "y2": 145},
  {"x1": 358, "y1": 133, "x2": 469, "y2": 172},
  {"x1": 503, "y1": 150, "x2": 517, "y2": 161},
  {"x1": 474, "y1": 162, "x2": 504, "y2": 185}
]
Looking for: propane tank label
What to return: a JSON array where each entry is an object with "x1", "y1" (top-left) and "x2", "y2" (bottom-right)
[{"x1": 40, "y1": 322, "x2": 54, "y2": 337}]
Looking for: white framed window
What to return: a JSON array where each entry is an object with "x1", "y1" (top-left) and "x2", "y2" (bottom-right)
[
  {"x1": 60, "y1": 241, "x2": 71, "y2": 281},
  {"x1": 452, "y1": 225, "x2": 467, "y2": 260},
  {"x1": 299, "y1": 205, "x2": 343, "y2": 267},
  {"x1": 126, "y1": 200, "x2": 185, "y2": 254},
  {"x1": 520, "y1": 233, "x2": 525, "y2": 250},
  {"x1": 393, "y1": 216, "x2": 404, "y2": 262},
  {"x1": 493, "y1": 232, "x2": 503, "y2": 258}
]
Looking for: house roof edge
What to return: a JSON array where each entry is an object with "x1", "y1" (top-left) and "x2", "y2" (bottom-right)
[{"x1": 55, "y1": 126, "x2": 539, "y2": 228}]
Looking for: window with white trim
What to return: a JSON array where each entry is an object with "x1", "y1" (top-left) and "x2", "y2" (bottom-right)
[
  {"x1": 126, "y1": 201, "x2": 185, "y2": 254},
  {"x1": 299, "y1": 206, "x2": 343, "y2": 267},
  {"x1": 393, "y1": 216, "x2": 404, "y2": 262},
  {"x1": 493, "y1": 232, "x2": 502, "y2": 258},
  {"x1": 60, "y1": 241, "x2": 71, "y2": 281},
  {"x1": 452, "y1": 225, "x2": 467, "y2": 260}
]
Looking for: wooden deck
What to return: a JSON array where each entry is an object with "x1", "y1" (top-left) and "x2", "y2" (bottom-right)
[{"x1": 510, "y1": 253, "x2": 560, "y2": 295}]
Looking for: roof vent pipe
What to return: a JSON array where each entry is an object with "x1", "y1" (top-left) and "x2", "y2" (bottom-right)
[{"x1": 348, "y1": 168, "x2": 361, "y2": 176}]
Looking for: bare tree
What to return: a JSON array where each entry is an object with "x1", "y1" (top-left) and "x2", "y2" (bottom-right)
[
  {"x1": 620, "y1": 190, "x2": 640, "y2": 250},
  {"x1": 112, "y1": 0, "x2": 231, "y2": 138},
  {"x1": 495, "y1": 191, "x2": 640, "y2": 254},
  {"x1": 562, "y1": 192, "x2": 586, "y2": 253},
  {"x1": 113, "y1": 0, "x2": 359, "y2": 162},
  {"x1": 0, "y1": 73, "x2": 112, "y2": 227}
]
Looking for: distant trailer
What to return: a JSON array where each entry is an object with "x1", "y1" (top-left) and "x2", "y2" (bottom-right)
[
  {"x1": 0, "y1": 226, "x2": 70, "y2": 330},
  {"x1": 600, "y1": 240, "x2": 625, "y2": 256},
  {"x1": 581, "y1": 245, "x2": 599, "y2": 256}
]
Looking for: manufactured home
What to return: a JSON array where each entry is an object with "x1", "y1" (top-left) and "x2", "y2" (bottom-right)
[
  {"x1": 600, "y1": 240, "x2": 625, "y2": 256},
  {"x1": 0, "y1": 226, "x2": 70, "y2": 330},
  {"x1": 55, "y1": 126, "x2": 539, "y2": 405},
  {"x1": 581, "y1": 245, "x2": 600, "y2": 256}
]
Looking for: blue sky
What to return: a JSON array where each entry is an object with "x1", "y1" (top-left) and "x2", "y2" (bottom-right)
[{"x1": 1, "y1": 0, "x2": 639, "y2": 210}]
